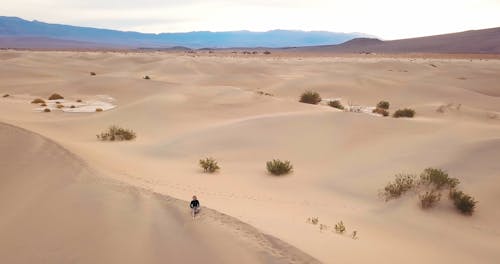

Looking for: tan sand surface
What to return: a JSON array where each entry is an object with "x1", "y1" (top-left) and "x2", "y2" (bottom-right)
[{"x1": 1, "y1": 50, "x2": 500, "y2": 263}]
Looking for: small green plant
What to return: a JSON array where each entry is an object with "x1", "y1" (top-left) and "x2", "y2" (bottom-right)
[
  {"x1": 266, "y1": 159, "x2": 293, "y2": 175},
  {"x1": 382, "y1": 173, "x2": 417, "y2": 201},
  {"x1": 48, "y1": 93, "x2": 64, "y2": 100},
  {"x1": 393, "y1": 108, "x2": 415, "y2": 118},
  {"x1": 372, "y1": 108, "x2": 389, "y2": 116},
  {"x1": 43, "y1": 108, "x2": 51, "y2": 112},
  {"x1": 299, "y1": 91, "x2": 322, "y2": 105},
  {"x1": 328, "y1": 100, "x2": 344, "y2": 110},
  {"x1": 199, "y1": 157, "x2": 220, "y2": 173},
  {"x1": 97, "y1": 126, "x2": 136, "y2": 141},
  {"x1": 334, "y1": 221, "x2": 346, "y2": 234},
  {"x1": 419, "y1": 190, "x2": 441, "y2": 209},
  {"x1": 377, "y1": 101, "x2": 390, "y2": 110},
  {"x1": 31, "y1": 98, "x2": 45, "y2": 104},
  {"x1": 143, "y1": 75, "x2": 151, "y2": 80},
  {"x1": 449, "y1": 189, "x2": 477, "y2": 215},
  {"x1": 420, "y1": 168, "x2": 459, "y2": 190}
]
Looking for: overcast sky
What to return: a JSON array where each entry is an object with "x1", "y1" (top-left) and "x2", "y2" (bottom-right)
[{"x1": 1, "y1": 0, "x2": 499, "y2": 39}]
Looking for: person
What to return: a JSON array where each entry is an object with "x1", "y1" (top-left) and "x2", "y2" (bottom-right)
[{"x1": 190, "y1": 195, "x2": 200, "y2": 218}]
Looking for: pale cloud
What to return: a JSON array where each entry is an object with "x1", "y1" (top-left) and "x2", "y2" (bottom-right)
[{"x1": 1, "y1": 0, "x2": 499, "y2": 39}]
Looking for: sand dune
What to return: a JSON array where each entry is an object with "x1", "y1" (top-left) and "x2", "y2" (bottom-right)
[
  {"x1": 0, "y1": 50, "x2": 499, "y2": 263},
  {"x1": 0, "y1": 122, "x2": 318, "y2": 263}
]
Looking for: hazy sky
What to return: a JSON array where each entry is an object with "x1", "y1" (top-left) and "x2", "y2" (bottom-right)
[{"x1": 1, "y1": 0, "x2": 499, "y2": 39}]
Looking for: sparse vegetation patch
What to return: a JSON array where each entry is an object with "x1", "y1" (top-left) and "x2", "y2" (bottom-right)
[
  {"x1": 299, "y1": 91, "x2": 321, "y2": 105},
  {"x1": 449, "y1": 189, "x2": 477, "y2": 215},
  {"x1": 266, "y1": 159, "x2": 293, "y2": 175},
  {"x1": 328, "y1": 100, "x2": 344, "y2": 110},
  {"x1": 3, "y1": 94, "x2": 9, "y2": 98},
  {"x1": 199, "y1": 157, "x2": 220, "y2": 173},
  {"x1": 372, "y1": 108, "x2": 389, "y2": 116},
  {"x1": 48, "y1": 93, "x2": 64, "y2": 100},
  {"x1": 376, "y1": 101, "x2": 390, "y2": 110},
  {"x1": 393, "y1": 108, "x2": 415, "y2": 118},
  {"x1": 97, "y1": 126, "x2": 136, "y2": 141},
  {"x1": 31, "y1": 98, "x2": 45, "y2": 104},
  {"x1": 381, "y1": 168, "x2": 477, "y2": 215}
]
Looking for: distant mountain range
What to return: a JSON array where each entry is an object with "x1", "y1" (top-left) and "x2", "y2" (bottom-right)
[
  {"x1": 0, "y1": 16, "x2": 370, "y2": 49},
  {"x1": 292, "y1": 27, "x2": 500, "y2": 54}
]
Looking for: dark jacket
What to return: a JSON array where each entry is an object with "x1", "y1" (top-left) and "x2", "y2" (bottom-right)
[{"x1": 190, "y1": 199, "x2": 200, "y2": 208}]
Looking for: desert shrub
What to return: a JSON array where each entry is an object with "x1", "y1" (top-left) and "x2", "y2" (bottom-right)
[
  {"x1": 40, "y1": 103, "x2": 47, "y2": 107},
  {"x1": 143, "y1": 75, "x2": 151, "y2": 80},
  {"x1": 299, "y1": 91, "x2": 322, "y2": 105},
  {"x1": 90, "y1": 72, "x2": 96, "y2": 76},
  {"x1": 334, "y1": 221, "x2": 346, "y2": 234},
  {"x1": 266, "y1": 159, "x2": 293, "y2": 175},
  {"x1": 264, "y1": 51, "x2": 271, "y2": 55},
  {"x1": 351, "y1": 231, "x2": 358, "y2": 239},
  {"x1": 328, "y1": 100, "x2": 344, "y2": 110},
  {"x1": 97, "y1": 126, "x2": 136, "y2": 141},
  {"x1": 306, "y1": 217, "x2": 319, "y2": 225},
  {"x1": 419, "y1": 168, "x2": 459, "y2": 190},
  {"x1": 199, "y1": 157, "x2": 220, "y2": 173},
  {"x1": 382, "y1": 173, "x2": 417, "y2": 201},
  {"x1": 372, "y1": 108, "x2": 389, "y2": 116},
  {"x1": 3, "y1": 94, "x2": 9, "y2": 98},
  {"x1": 31, "y1": 98, "x2": 45, "y2": 104},
  {"x1": 419, "y1": 190, "x2": 441, "y2": 209},
  {"x1": 95, "y1": 108, "x2": 103, "y2": 112},
  {"x1": 48, "y1": 93, "x2": 64, "y2": 100},
  {"x1": 43, "y1": 108, "x2": 51, "y2": 112},
  {"x1": 56, "y1": 104, "x2": 64, "y2": 109},
  {"x1": 377, "y1": 101, "x2": 390, "y2": 110},
  {"x1": 76, "y1": 99, "x2": 83, "y2": 103},
  {"x1": 449, "y1": 190, "x2": 477, "y2": 215},
  {"x1": 70, "y1": 105, "x2": 76, "y2": 108},
  {"x1": 393, "y1": 108, "x2": 415, "y2": 118}
]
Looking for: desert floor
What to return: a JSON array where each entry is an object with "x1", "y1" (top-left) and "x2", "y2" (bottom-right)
[{"x1": 1, "y1": 50, "x2": 499, "y2": 263}]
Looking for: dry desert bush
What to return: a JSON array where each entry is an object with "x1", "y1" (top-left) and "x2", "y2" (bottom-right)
[
  {"x1": 31, "y1": 98, "x2": 45, "y2": 104},
  {"x1": 199, "y1": 157, "x2": 220, "y2": 173},
  {"x1": 266, "y1": 159, "x2": 293, "y2": 175},
  {"x1": 372, "y1": 108, "x2": 389, "y2": 116},
  {"x1": 419, "y1": 191, "x2": 441, "y2": 209},
  {"x1": 393, "y1": 108, "x2": 415, "y2": 118},
  {"x1": 95, "y1": 108, "x2": 103, "y2": 112},
  {"x1": 2, "y1": 94, "x2": 9, "y2": 98},
  {"x1": 382, "y1": 168, "x2": 477, "y2": 215},
  {"x1": 143, "y1": 75, "x2": 151, "y2": 80},
  {"x1": 381, "y1": 173, "x2": 417, "y2": 201},
  {"x1": 299, "y1": 91, "x2": 322, "y2": 105},
  {"x1": 376, "y1": 101, "x2": 390, "y2": 110},
  {"x1": 334, "y1": 221, "x2": 346, "y2": 234},
  {"x1": 97, "y1": 126, "x2": 136, "y2": 141},
  {"x1": 449, "y1": 189, "x2": 477, "y2": 215},
  {"x1": 90, "y1": 72, "x2": 96, "y2": 76},
  {"x1": 43, "y1": 108, "x2": 51, "y2": 112},
  {"x1": 48, "y1": 93, "x2": 64, "y2": 100},
  {"x1": 328, "y1": 100, "x2": 344, "y2": 110}
]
